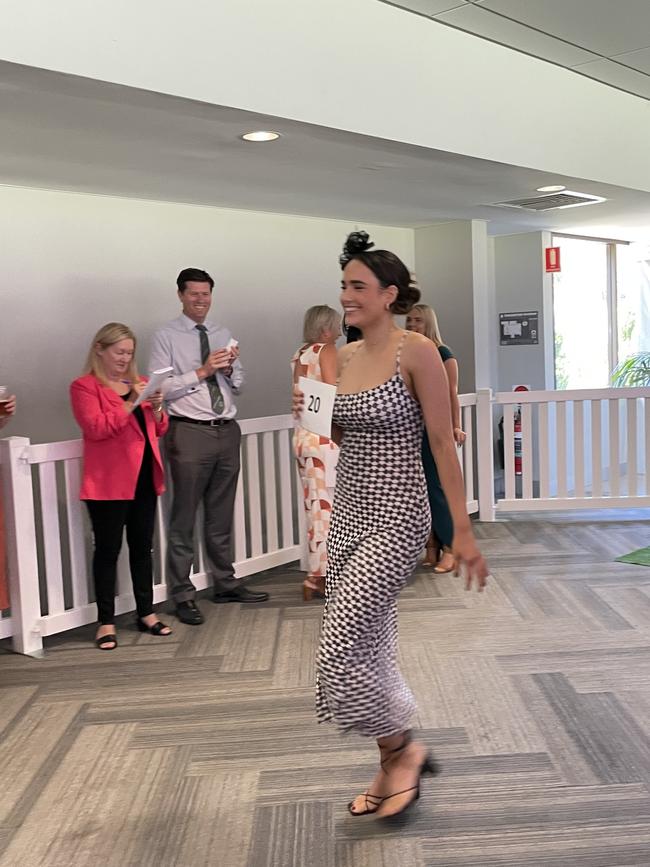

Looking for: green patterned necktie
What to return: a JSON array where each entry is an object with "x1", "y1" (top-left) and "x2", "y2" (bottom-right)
[{"x1": 195, "y1": 324, "x2": 225, "y2": 414}]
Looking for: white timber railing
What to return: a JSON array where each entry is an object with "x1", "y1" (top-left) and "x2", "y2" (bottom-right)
[
  {"x1": 458, "y1": 392, "x2": 480, "y2": 517},
  {"x1": 2, "y1": 388, "x2": 648, "y2": 654},
  {"x1": 0, "y1": 415, "x2": 305, "y2": 655},
  {"x1": 494, "y1": 386, "x2": 650, "y2": 514}
]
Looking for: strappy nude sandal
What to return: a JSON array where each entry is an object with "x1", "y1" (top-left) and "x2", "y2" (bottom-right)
[
  {"x1": 375, "y1": 733, "x2": 440, "y2": 818},
  {"x1": 347, "y1": 732, "x2": 440, "y2": 817}
]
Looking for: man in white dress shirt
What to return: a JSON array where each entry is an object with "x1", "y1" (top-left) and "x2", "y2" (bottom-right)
[{"x1": 150, "y1": 267, "x2": 269, "y2": 625}]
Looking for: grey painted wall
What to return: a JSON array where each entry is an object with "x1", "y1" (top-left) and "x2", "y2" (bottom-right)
[
  {"x1": 1, "y1": 187, "x2": 557, "y2": 452},
  {"x1": 494, "y1": 231, "x2": 553, "y2": 392},
  {"x1": 414, "y1": 222, "x2": 477, "y2": 393},
  {"x1": 0, "y1": 186, "x2": 413, "y2": 443}
]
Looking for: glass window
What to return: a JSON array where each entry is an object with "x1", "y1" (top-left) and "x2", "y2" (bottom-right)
[
  {"x1": 617, "y1": 241, "x2": 650, "y2": 362},
  {"x1": 552, "y1": 236, "x2": 610, "y2": 389}
]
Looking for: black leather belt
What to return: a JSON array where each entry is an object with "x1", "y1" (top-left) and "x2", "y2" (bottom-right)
[{"x1": 170, "y1": 415, "x2": 233, "y2": 427}]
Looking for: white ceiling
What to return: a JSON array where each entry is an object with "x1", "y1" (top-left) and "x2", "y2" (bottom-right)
[
  {"x1": 381, "y1": 0, "x2": 650, "y2": 100},
  {"x1": 1, "y1": 60, "x2": 650, "y2": 239}
]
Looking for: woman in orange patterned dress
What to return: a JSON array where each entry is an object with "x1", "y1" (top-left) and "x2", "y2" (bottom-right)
[{"x1": 291, "y1": 306, "x2": 341, "y2": 600}]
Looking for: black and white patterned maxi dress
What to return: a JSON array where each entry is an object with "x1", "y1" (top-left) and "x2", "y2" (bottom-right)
[{"x1": 316, "y1": 337, "x2": 431, "y2": 738}]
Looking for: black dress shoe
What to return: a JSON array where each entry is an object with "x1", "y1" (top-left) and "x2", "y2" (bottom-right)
[
  {"x1": 213, "y1": 586, "x2": 270, "y2": 604},
  {"x1": 176, "y1": 600, "x2": 204, "y2": 625}
]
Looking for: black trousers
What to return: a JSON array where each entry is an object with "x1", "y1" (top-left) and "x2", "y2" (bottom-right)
[{"x1": 86, "y1": 470, "x2": 158, "y2": 624}]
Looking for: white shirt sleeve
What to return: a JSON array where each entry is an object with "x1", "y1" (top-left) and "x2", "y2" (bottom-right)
[{"x1": 149, "y1": 328, "x2": 200, "y2": 400}]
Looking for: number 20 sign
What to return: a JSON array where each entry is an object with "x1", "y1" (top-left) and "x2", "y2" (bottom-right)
[{"x1": 298, "y1": 377, "x2": 337, "y2": 438}]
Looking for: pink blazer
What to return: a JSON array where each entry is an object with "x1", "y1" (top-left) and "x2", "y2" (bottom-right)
[{"x1": 70, "y1": 374, "x2": 169, "y2": 500}]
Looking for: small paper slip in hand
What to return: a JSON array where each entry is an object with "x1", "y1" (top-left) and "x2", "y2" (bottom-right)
[
  {"x1": 133, "y1": 367, "x2": 174, "y2": 408},
  {"x1": 298, "y1": 376, "x2": 336, "y2": 439}
]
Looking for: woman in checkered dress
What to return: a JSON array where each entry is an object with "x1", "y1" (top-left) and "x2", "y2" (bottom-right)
[{"x1": 310, "y1": 232, "x2": 488, "y2": 819}]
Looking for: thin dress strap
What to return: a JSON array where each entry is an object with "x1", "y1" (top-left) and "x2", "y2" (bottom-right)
[
  {"x1": 395, "y1": 331, "x2": 408, "y2": 376},
  {"x1": 337, "y1": 341, "x2": 363, "y2": 385}
]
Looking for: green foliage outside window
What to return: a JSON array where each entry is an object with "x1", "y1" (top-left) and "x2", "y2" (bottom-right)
[
  {"x1": 611, "y1": 351, "x2": 650, "y2": 387},
  {"x1": 554, "y1": 332, "x2": 569, "y2": 390}
]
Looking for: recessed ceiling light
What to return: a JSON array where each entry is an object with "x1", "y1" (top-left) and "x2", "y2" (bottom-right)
[
  {"x1": 240, "y1": 130, "x2": 281, "y2": 142},
  {"x1": 536, "y1": 184, "x2": 566, "y2": 193}
]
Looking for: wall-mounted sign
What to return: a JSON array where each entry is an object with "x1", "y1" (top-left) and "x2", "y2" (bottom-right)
[
  {"x1": 499, "y1": 311, "x2": 539, "y2": 346},
  {"x1": 545, "y1": 246, "x2": 561, "y2": 272}
]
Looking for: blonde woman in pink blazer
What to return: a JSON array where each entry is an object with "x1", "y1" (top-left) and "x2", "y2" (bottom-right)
[{"x1": 70, "y1": 322, "x2": 170, "y2": 650}]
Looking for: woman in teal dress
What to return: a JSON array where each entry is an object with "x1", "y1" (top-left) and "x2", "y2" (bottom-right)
[{"x1": 406, "y1": 304, "x2": 466, "y2": 572}]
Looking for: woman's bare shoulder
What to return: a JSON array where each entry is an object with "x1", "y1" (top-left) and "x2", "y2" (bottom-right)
[{"x1": 401, "y1": 330, "x2": 437, "y2": 365}]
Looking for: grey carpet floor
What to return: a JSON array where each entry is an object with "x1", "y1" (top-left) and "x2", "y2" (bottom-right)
[{"x1": 1, "y1": 513, "x2": 650, "y2": 867}]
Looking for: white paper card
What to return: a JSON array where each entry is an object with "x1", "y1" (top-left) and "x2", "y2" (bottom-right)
[
  {"x1": 133, "y1": 367, "x2": 174, "y2": 407},
  {"x1": 298, "y1": 376, "x2": 336, "y2": 439}
]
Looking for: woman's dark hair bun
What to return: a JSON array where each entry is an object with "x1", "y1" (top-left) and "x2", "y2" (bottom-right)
[
  {"x1": 338, "y1": 229, "x2": 420, "y2": 314},
  {"x1": 392, "y1": 283, "x2": 421, "y2": 316},
  {"x1": 339, "y1": 231, "x2": 375, "y2": 266}
]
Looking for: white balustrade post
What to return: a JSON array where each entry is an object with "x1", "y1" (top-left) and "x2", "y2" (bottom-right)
[
  {"x1": 0, "y1": 437, "x2": 44, "y2": 655},
  {"x1": 476, "y1": 388, "x2": 496, "y2": 522},
  {"x1": 295, "y1": 463, "x2": 309, "y2": 572}
]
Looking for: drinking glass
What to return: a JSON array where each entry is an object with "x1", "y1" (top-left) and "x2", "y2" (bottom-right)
[{"x1": 0, "y1": 387, "x2": 10, "y2": 418}]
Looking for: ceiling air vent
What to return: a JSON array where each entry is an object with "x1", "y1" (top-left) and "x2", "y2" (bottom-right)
[{"x1": 491, "y1": 191, "x2": 606, "y2": 212}]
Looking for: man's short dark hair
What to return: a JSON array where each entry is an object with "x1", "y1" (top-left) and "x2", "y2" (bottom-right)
[{"x1": 176, "y1": 267, "x2": 214, "y2": 293}]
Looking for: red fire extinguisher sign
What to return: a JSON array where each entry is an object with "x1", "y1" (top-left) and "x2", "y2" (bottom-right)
[{"x1": 545, "y1": 246, "x2": 561, "y2": 272}]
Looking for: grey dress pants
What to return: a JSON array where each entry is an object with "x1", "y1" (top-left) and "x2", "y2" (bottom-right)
[{"x1": 165, "y1": 418, "x2": 241, "y2": 601}]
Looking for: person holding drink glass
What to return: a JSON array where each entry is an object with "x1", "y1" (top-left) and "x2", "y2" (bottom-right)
[
  {"x1": 0, "y1": 388, "x2": 16, "y2": 424},
  {"x1": 70, "y1": 323, "x2": 171, "y2": 650}
]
